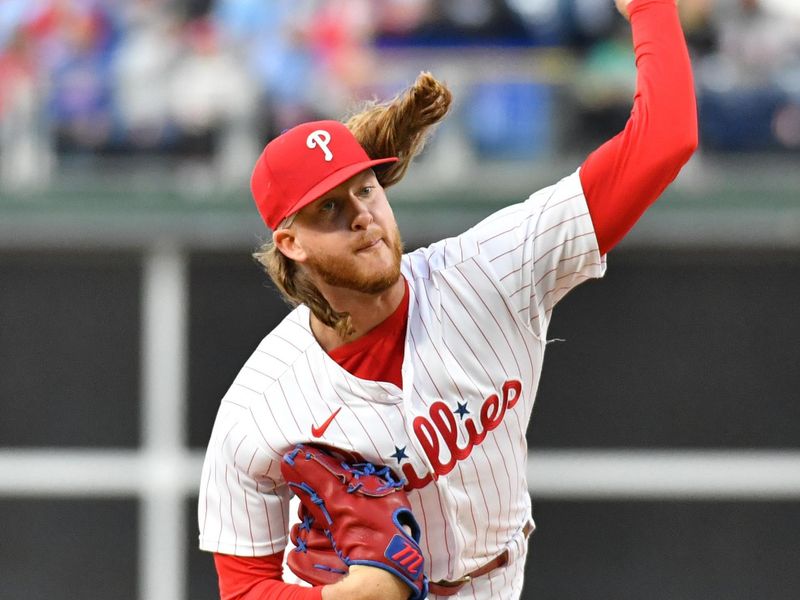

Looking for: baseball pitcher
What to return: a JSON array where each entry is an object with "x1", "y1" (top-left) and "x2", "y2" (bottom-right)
[{"x1": 198, "y1": 0, "x2": 697, "y2": 598}]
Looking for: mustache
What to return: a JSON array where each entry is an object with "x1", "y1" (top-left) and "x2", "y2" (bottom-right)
[{"x1": 354, "y1": 229, "x2": 385, "y2": 249}]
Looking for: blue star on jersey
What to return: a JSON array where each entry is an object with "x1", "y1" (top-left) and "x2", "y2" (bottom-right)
[
  {"x1": 391, "y1": 446, "x2": 409, "y2": 464},
  {"x1": 454, "y1": 402, "x2": 470, "y2": 420}
]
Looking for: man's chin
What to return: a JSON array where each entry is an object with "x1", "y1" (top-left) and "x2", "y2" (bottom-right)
[
  {"x1": 349, "y1": 269, "x2": 401, "y2": 295},
  {"x1": 312, "y1": 262, "x2": 400, "y2": 295}
]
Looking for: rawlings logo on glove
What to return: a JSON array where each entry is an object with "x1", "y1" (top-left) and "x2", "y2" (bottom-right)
[{"x1": 281, "y1": 444, "x2": 429, "y2": 599}]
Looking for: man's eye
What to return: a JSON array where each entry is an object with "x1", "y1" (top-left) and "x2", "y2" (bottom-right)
[
  {"x1": 320, "y1": 200, "x2": 336, "y2": 212},
  {"x1": 360, "y1": 186, "x2": 374, "y2": 196}
]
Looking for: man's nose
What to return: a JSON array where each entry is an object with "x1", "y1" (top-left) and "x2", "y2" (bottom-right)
[{"x1": 350, "y1": 197, "x2": 374, "y2": 230}]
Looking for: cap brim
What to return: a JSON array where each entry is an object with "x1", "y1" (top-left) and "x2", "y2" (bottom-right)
[{"x1": 278, "y1": 157, "x2": 399, "y2": 227}]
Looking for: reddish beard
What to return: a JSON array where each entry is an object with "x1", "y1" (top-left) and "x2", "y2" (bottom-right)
[{"x1": 304, "y1": 225, "x2": 404, "y2": 295}]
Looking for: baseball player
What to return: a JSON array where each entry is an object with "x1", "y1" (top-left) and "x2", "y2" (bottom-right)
[{"x1": 198, "y1": 0, "x2": 697, "y2": 598}]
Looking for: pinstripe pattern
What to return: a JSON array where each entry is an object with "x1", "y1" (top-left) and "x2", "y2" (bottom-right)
[{"x1": 198, "y1": 170, "x2": 605, "y2": 596}]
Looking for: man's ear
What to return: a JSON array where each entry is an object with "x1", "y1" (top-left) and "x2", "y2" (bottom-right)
[{"x1": 273, "y1": 228, "x2": 307, "y2": 262}]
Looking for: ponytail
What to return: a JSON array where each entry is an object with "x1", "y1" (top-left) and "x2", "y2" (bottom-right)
[{"x1": 346, "y1": 71, "x2": 452, "y2": 188}]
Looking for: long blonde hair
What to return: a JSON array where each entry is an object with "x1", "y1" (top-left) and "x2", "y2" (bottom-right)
[{"x1": 253, "y1": 72, "x2": 453, "y2": 337}]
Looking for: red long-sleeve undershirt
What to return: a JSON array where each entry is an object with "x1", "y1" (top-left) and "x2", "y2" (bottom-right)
[
  {"x1": 212, "y1": 554, "x2": 322, "y2": 600},
  {"x1": 212, "y1": 1, "x2": 696, "y2": 597},
  {"x1": 581, "y1": 0, "x2": 697, "y2": 254}
]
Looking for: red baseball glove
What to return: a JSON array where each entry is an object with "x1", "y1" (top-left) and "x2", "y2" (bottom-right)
[
  {"x1": 287, "y1": 501, "x2": 348, "y2": 586},
  {"x1": 281, "y1": 444, "x2": 428, "y2": 600}
]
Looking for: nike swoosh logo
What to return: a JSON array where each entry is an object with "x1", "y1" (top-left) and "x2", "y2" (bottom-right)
[{"x1": 311, "y1": 407, "x2": 342, "y2": 438}]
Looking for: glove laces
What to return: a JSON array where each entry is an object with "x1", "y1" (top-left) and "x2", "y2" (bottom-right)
[{"x1": 344, "y1": 461, "x2": 406, "y2": 493}]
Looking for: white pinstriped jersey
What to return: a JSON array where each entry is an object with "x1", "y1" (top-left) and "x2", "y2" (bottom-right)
[{"x1": 198, "y1": 169, "x2": 606, "y2": 597}]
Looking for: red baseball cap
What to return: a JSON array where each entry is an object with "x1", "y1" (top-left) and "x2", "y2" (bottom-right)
[{"x1": 250, "y1": 120, "x2": 398, "y2": 230}]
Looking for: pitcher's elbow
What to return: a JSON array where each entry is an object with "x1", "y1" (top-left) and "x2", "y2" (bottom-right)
[
  {"x1": 682, "y1": 126, "x2": 699, "y2": 161},
  {"x1": 668, "y1": 124, "x2": 698, "y2": 168}
]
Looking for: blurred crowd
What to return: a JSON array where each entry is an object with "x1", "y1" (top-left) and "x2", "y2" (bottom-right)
[{"x1": 1, "y1": 0, "x2": 799, "y2": 189}]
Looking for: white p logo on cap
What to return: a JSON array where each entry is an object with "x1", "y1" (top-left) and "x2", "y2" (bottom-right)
[{"x1": 306, "y1": 129, "x2": 333, "y2": 161}]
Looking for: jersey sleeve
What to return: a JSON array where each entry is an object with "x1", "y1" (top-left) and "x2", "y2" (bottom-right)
[
  {"x1": 198, "y1": 400, "x2": 291, "y2": 557},
  {"x1": 429, "y1": 170, "x2": 605, "y2": 339}
]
